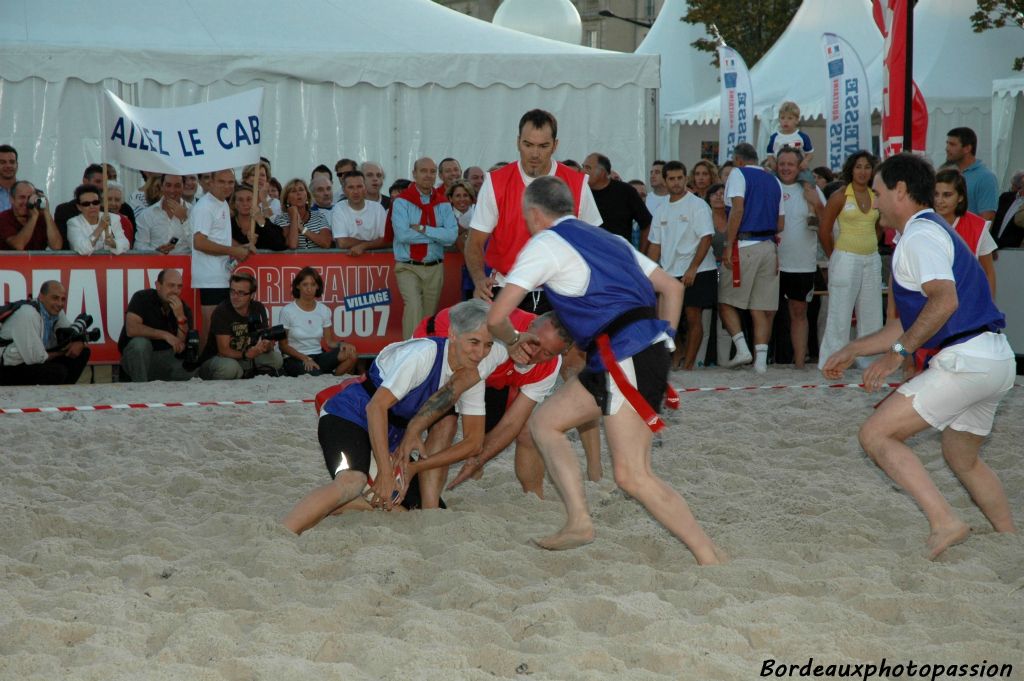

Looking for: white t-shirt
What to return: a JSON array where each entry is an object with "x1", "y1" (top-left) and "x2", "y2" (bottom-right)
[
  {"x1": 892, "y1": 211, "x2": 1012, "y2": 362},
  {"x1": 190, "y1": 193, "x2": 233, "y2": 288},
  {"x1": 512, "y1": 355, "x2": 561, "y2": 404},
  {"x1": 778, "y1": 181, "x2": 826, "y2": 273},
  {"x1": 373, "y1": 337, "x2": 509, "y2": 416},
  {"x1": 645, "y1": 191, "x2": 669, "y2": 217},
  {"x1": 505, "y1": 219, "x2": 658, "y2": 296},
  {"x1": 648, "y1": 192, "x2": 717, "y2": 276},
  {"x1": 280, "y1": 301, "x2": 332, "y2": 356},
  {"x1": 724, "y1": 166, "x2": 785, "y2": 247},
  {"x1": 330, "y1": 201, "x2": 387, "y2": 241}
]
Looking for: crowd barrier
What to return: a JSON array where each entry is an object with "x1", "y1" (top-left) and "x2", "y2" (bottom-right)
[{"x1": 0, "y1": 250, "x2": 465, "y2": 364}]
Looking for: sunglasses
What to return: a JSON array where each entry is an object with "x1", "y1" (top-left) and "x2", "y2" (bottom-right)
[{"x1": 78, "y1": 200, "x2": 102, "y2": 207}]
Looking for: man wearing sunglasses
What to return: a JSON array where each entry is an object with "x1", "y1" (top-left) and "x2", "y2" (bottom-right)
[{"x1": 196, "y1": 271, "x2": 282, "y2": 380}]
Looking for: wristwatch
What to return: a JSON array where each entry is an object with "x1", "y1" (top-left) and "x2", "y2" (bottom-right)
[{"x1": 891, "y1": 342, "x2": 910, "y2": 357}]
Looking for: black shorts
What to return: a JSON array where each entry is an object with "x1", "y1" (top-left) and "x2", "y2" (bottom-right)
[
  {"x1": 484, "y1": 385, "x2": 510, "y2": 432},
  {"x1": 780, "y1": 271, "x2": 815, "y2": 302},
  {"x1": 199, "y1": 287, "x2": 230, "y2": 306},
  {"x1": 318, "y1": 413, "x2": 372, "y2": 478},
  {"x1": 578, "y1": 341, "x2": 670, "y2": 416},
  {"x1": 681, "y1": 270, "x2": 718, "y2": 309}
]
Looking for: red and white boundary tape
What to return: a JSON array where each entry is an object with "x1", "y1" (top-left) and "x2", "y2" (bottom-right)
[
  {"x1": 1, "y1": 382, "x2": 1019, "y2": 416},
  {"x1": 0, "y1": 398, "x2": 314, "y2": 415}
]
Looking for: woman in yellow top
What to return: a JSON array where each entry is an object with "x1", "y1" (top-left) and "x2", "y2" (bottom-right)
[{"x1": 816, "y1": 151, "x2": 883, "y2": 369}]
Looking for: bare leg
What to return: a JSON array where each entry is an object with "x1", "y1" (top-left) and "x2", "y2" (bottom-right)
[
  {"x1": 561, "y1": 346, "x2": 602, "y2": 482},
  {"x1": 579, "y1": 419, "x2": 603, "y2": 482},
  {"x1": 682, "y1": 306, "x2": 703, "y2": 370},
  {"x1": 282, "y1": 470, "x2": 369, "y2": 534},
  {"x1": 514, "y1": 425, "x2": 546, "y2": 498},
  {"x1": 604, "y1": 405, "x2": 724, "y2": 565},
  {"x1": 942, "y1": 428, "x2": 1016, "y2": 533},
  {"x1": 787, "y1": 299, "x2": 809, "y2": 369},
  {"x1": 718, "y1": 303, "x2": 742, "y2": 336},
  {"x1": 750, "y1": 309, "x2": 776, "y2": 345},
  {"x1": 696, "y1": 308, "x2": 712, "y2": 366},
  {"x1": 858, "y1": 393, "x2": 969, "y2": 559},
  {"x1": 529, "y1": 377, "x2": 603, "y2": 549},
  {"x1": 417, "y1": 414, "x2": 458, "y2": 509}
]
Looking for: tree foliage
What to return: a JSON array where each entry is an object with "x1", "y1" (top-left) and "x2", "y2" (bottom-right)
[
  {"x1": 682, "y1": 0, "x2": 802, "y2": 68},
  {"x1": 970, "y1": 0, "x2": 1024, "y2": 70}
]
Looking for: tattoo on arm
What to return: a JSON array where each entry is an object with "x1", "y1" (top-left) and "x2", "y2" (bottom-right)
[{"x1": 412, "y1": 381, "x2": 457, "y2": 426}]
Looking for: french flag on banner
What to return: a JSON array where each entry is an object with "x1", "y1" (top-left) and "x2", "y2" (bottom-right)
[{"x1": 873, "y1": 0, "x2": 928, "y2": 157}]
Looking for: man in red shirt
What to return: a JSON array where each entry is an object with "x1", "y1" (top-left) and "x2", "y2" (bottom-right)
[
  {"x1": 0, "y1": 181, "x2": 63, "y2": 251},
  {"x1": 412, "y1": 306, "x2": 570, "y2": 498}
]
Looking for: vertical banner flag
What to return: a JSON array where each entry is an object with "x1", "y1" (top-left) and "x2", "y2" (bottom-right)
[
  {"x1": 872, "y1": 0, "x2": 927, "y2": 157},
  {"x1": 718, "y1": 46, "x2": 754, "y2": 166},
  {"x1": 103, "y1": 89, "x2": 264, "y2": 173},
  {"x1": 821, "y1": 33, "x2": 872, "y2": 172}
]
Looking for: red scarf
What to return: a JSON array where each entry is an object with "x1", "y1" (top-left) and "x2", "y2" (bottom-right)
[{"x1": 394, "y1": 184, "x2": 448, "y2": 261}]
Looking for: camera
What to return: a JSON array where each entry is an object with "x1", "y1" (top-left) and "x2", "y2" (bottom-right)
[
  {"x1": 247, "y1": 312, "x2": 286, "y2": 344},
  {"x1": 179, "y1": 329, "x2": 202, "y2": 371},
  {"x1": 55, "y1": 313, "x2": 101, "y2": 346},
  {"x1": 28, "y1": 193, "x2": 48, "y2": 211}
]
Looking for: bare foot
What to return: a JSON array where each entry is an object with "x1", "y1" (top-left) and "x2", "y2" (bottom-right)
[
  {"x1": 926, "y1": 520, "x2": 970, "y2": 560},
  {"x1": 532, "y1": 522, "x2": 595, "y2": 550}
]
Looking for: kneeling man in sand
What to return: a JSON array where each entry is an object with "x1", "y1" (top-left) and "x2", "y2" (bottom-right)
[{"x1": 823, "y1": 153, "x2": 1016, "y2": 559}]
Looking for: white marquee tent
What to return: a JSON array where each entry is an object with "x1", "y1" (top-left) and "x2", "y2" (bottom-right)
[
  {"x1": 664, "y1": 0, "x2": 1023, "y2": 172},
  {"x1": 0, "y1": 0, "x2": 660, "y2": 199},
  {"x1": 992, "y1": 77, "x2": 1024, "y2": 188}
]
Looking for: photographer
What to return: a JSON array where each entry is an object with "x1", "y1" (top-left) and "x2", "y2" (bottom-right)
[
  {"x1": 0, "y1": 281, "x2": 90, "y2": 385},
  {"x1": 0, "y1": 181, "x2": 63, "y2": 251},
  {"x1": 196, "y1": 272, "x2": 283, "y2": 380},
  {"x1": 117, "y1": 268, "x2": 197, "y2": 382}
]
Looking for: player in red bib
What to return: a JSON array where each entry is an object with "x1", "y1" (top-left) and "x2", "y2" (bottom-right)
[{"x1": 411, "y1": 305, "x2": 571, "y2": 497}]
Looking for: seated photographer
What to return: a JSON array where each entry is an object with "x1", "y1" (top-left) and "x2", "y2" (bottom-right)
[
  {"x1": 66, "y1": 185, "x2": 131, "y2": 255},
  {"x1": 0, "y1": 181, "x2": 63, "y2": 251},
  {"x1": 279, "y1": 266, "x2": 358, "y2": 377},
  {"x1": 0, "y1": 280, "x2": 91, "y2": 385},
  {"x1": 196, "y1": 271, "x2": 283, "y2": 380},
  {"x1": 117, "y1": 268, "x2": 197, "y2": 382}
]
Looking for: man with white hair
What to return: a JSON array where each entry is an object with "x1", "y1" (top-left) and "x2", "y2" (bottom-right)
[{"x1": 361, "y1": 161, "x2": 390, "y2": 209}]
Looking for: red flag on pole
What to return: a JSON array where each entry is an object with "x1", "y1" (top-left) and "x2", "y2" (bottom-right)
[{"x1": 873, "y1": 0, "x2": 928, "y2": 156}]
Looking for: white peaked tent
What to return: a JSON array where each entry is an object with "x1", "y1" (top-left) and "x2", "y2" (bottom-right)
[
  {"x1": 635, "y1": 0, "x2": 719, "y2": 160},
  {"x1": 664, "y1": 0, "x2": 882, "y2": 161},
  {"x1": 992, "y1": 78, "x2": 1024, "y2": 188},
  {"x1": 0, "y1": 0, "x2": 660, "y2": 198},
  {"x1": 664, "y1": 0, "x2": 1022, "y2": 170}
]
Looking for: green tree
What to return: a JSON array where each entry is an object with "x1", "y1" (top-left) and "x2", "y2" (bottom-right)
[
  {"x1": 970, "y1": 0, "x2": 1024, "y2": 71},
  {"x1": 682, "y1": 0, "x2": 801, "y2": 68}
]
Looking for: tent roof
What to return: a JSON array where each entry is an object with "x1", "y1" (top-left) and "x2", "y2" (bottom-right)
[
  {"x1": 994, "y1": 77, "x2": 1024, "y2": 99},
  {"x1": 0, "y1": 0, "x2": 659, "y2": 89},
  {"x1": 666, "y1": 0, "x2": 1024, "y2": 125},
  {"x1": 666, "y1": 0, "x2": 881, "y2": 124},
  {"x1": 635, "y1": 0, "x2": 718, "y2": 114}
]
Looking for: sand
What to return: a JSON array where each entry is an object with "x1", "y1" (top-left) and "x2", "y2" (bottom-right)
[{"x1": 1, "y1": 366, "x2": 1022, "y2": 680}]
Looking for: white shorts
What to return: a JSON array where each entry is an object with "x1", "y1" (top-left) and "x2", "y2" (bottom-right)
[{"x1": 897, "y1": 349, "x2": 1015, "y2": 436}]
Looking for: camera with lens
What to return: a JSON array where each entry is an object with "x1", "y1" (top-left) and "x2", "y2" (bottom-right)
[
  {"x1": 28, "y1": 192, "x2": 48, "y2": 211},
  {"x1": 55, "y1": 313, "x2": 101, "y2": 346},
  {"x1": 247, "y1": 312, "x2": 286, "y2": 345},
  {"x1": 179, "y1": 329, "x2": 202, "y2": 370}
]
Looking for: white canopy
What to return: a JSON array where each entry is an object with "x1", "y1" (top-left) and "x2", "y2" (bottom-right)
[
  {"x1": 665, "y1": 0, "x2": 882, "y2": 127},
  {"x1": 0, "y1": 0, "x2": 659, "y2": 198},
  {"x1": 635, "y1": 0, "x2": 718, "y2": 117},
  {"x1": 664, "y1": 0, "x2": 1023, "y2": 169},
  {"x1": 992, "y1": 77, "x2": 1024, "y2": 188}
]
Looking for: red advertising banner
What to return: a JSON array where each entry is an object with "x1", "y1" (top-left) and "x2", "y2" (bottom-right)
[{"x1": 0, "y1": 251, "x2": 465, "y2": 363}]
